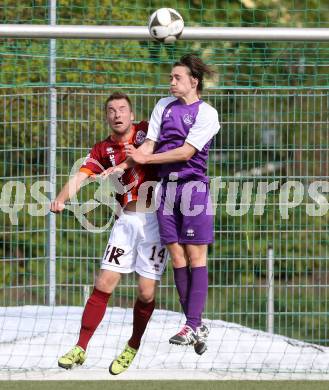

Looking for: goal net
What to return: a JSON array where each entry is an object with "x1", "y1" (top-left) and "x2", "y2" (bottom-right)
[{"x1": 1, "y1": 1, "x2": 329, "y2": 380}]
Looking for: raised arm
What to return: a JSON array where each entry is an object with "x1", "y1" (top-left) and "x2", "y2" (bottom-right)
[{"x1": 50, "y1": 171, "x2": 89, "y2": 213}]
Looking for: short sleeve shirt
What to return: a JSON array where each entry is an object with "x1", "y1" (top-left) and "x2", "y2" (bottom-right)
[
  {"x1": 147, "y1": 97, "x2": 220, "y2": 182},
  {"x1": 80, "y1": 121, "x2": 155, "y2": 207}
]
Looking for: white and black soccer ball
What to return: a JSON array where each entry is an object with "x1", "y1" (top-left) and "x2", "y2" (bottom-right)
[{"x1": 148, "y1": 8, "x2": 184, "y2": 43}]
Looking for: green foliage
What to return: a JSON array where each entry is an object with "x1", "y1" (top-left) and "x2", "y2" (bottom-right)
[{"x1": 1, "y1": 1, "x2": 329, "y2": 87}]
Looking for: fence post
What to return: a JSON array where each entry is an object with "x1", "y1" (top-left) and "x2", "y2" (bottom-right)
[
  {"x1": 267, "y1": 245, "x2": 274, "y2": 333},
  {"x1": 47, "y1": 0, "x2": 57, "y2": 305}
]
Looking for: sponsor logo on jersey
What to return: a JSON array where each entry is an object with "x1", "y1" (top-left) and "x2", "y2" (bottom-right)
[
  {"x1": 104, "y1": 245, "x2": 125, "y2": 265},
  {"x1": 186, "y1": 228, "x2": 195, "y2": 237},
  {"x1": 183, "y1": 113, "x2": 193, "y2": 125},
  {"x1": 106, "y1": 147, "x2": 116, "y2": 166},
  {"x1": 135, "y1": 130, "x2": 146, "y2": 145}
]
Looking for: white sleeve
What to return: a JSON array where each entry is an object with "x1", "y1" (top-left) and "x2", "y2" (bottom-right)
[
  {"x1": 185, "y1": 103, "x2": 220, "y2": 151},
  {"x1": 147, "y1": 97, "x2": 177, "y2": 142}
]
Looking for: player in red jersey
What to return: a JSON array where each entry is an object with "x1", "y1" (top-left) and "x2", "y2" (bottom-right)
[{"x1": 51, "y1": 92, "x2": 168, "y2": 375}]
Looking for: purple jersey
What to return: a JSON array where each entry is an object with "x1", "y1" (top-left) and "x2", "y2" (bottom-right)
[{"x1": 147, "y1": 97, "x2": 220, "y2": 182}]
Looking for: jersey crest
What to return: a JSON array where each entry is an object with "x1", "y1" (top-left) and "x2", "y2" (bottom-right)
[
  {"x1": 183, "y1": 113, "x2": 193, "y2": 125},
  {"x1": 135, "y1": 130, "x2": 146, "y2": 145}
]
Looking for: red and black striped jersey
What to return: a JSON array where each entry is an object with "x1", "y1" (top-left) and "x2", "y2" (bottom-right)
[{"x1": 79, "y1": 121, "x2": 155, "y2": 208}]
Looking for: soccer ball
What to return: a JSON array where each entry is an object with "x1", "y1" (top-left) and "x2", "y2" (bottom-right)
[{"x1": 148, "y1": 8, "x2": 184, "y2": 43}]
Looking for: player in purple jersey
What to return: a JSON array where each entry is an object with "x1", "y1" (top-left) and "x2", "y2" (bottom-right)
[{"x1": 126, "y1": 54, "x2": 220, "y2": 355}]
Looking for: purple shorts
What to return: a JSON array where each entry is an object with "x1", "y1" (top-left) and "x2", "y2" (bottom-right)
[{"x1": 156, "y1": 180, "x2": 214, "y2": 245}]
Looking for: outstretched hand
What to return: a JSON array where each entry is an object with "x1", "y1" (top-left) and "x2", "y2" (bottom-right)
[{"x1": 50, "y1": 200, "x2": 65, "y2": 213}]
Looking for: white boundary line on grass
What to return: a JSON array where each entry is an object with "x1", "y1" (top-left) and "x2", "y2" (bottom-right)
[{"x1": 1, "y1": 369, "x2": 329, "y2": 381}]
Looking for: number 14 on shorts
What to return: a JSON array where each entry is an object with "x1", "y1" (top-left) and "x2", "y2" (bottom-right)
[
  {"x1": 149, "y1": 245, "x2": 167, "y2": 272},
  {"x1": 149, "y1": 246, "x2": 167, "y2": 263},
  {"x1": 149, "y1": 246, "x2": 168, "y2": 273}
]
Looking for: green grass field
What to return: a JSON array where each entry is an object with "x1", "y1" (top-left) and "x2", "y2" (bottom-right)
[{"x1": 1, "y1": 382, "x2": 329, "y2": 390}]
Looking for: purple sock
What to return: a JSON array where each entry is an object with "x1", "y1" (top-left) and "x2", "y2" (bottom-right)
[
  {"x1": 173, "y1": 266, "x2": 191, "y2": 316},
  {"x1": 186, "y1": 266, "x2": 208, "y2": 331}
]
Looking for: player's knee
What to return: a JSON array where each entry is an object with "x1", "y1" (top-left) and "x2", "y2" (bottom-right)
[
  {"x1": 94, "y1": 271, "x2": 119, "y2": 294},
  {"x1": 138, "y1": 293, "x2": 154, "y2": 303},
  {"x1": 170, "y1": 249, "x2": 186, "y2": 266},
  {"x1": 189, "y1": 257, "x2": 207, "y2": 268},
  {"x1": 171, "y1": 255, "x2": 188, "y2": 268},
  {"x1": 138, "y1": 287, "x2": 155, "y2": 303},
  {"x1": 94, "y1": 279, "x2": 111, "y2": 293}
]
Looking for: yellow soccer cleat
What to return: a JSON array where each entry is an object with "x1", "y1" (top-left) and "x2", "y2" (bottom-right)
[
  {"x1": 109, "y1": 344, "x2": 138, "y2": 375},
  {"x1": 58, "y1": 345, "x2": 86, "y2": 369}
]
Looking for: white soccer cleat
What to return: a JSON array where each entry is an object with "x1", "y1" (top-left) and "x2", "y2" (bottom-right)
[
  {"x1": 169, "y1": 325, "x2": 198, "y2": 346},
  {"x1": 194, "y1": 323, "x2": 209, "y2": 355}
]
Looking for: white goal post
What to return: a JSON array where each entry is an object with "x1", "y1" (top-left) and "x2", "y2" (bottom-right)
[{"x1": 1, "y1": 25, "x2": 329, "y2": 41}]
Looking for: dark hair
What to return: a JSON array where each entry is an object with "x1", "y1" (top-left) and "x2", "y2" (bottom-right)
[
  {"x1": 104, "y1": 91, "x2": 133, "y2": 112},
  {"x1": 173, "y1": 54, "x2": 214, "y2": 92}
]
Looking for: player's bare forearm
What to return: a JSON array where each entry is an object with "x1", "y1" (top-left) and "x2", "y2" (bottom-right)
[
  {"x1": 109, "y1": 140, "x2": 152, "y2": 171},
  {"x1": 137, "y1": 139, "x2": 156, "y2": 155},
  {"x1": 57, "y1": 171, "x2": 88, "y2": 201},
  {"x1": 125, "y1": 141, "x2": 196, "y2": 165},
  {"x1": 146, "y1": 143, "x2": 196, "y2": 164},
  {"x1": 50, "y1": 171, "x2": 88, "y2": 212},
  {"x1": 98, "y1": 158, "x2": 135, "y2": 179}
]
